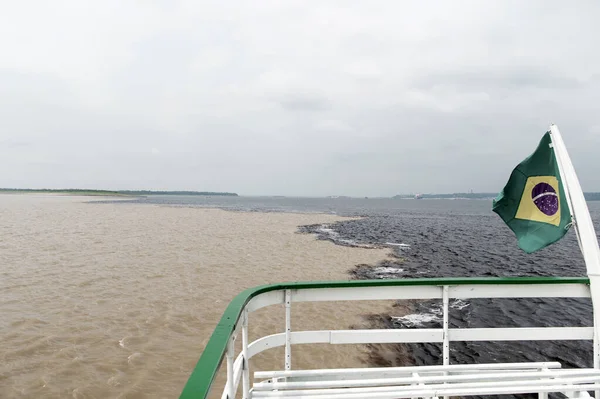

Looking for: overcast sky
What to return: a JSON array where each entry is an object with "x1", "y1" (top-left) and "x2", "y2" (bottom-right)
[{"x1": 1, "y1": 1, "x2": 599, "y2": 196}]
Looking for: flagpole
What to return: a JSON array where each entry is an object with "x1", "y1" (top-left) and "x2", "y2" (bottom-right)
[
  {"x1": 551, "y1": 128, "x2": 584, "y2": 255},
  {"x1": 548, "y1": 124, "x2": 600, "y2": 374}
]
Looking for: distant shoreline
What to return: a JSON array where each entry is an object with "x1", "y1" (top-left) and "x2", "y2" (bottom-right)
[
  {"x1": 0, "y1": 188, "x2": 239, "y2": 197},
  {"x1": 393, "y1": 192, "x2": 600, "y2": 201}
]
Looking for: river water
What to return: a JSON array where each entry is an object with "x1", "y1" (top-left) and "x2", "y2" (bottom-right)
[
  {"x1": 2, "y1": 194, "x2": 598, "y2": 398},
  {"x1": 0, "y1": 195, "x2": 392, "y2": 398}
]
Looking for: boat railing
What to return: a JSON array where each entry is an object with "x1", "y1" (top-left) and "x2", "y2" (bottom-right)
[{"x1": 179, "y1": 277, "x2": 595, "y2": 399}]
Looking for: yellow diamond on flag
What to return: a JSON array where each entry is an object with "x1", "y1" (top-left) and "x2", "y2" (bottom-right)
[{"x1": 514, "y1": 176, "x2": 561, "y2": 226}]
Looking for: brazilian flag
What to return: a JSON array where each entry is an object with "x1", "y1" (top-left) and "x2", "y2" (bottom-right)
[{"x1": 493, "y1": 132, "x2": 572, "y2": 253}]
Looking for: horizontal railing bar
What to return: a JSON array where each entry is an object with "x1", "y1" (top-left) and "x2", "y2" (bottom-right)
[
  {"x1": 248, "y1": 330, "x2": 442, "y2": 359},
  {"x1": 449, "y1": 283, "x2": 591, "y2": 299},
  {"x1": 248, "y1": 334, "x2": 286, "y2": 359},
  {"x1": 252, "y1": 380, "x2": 600, "y2": 399},
  {"x1": 254, "y1": 362, "x2": 562, "y2": 379},
  {"x1": 261, "y1": 368, "x2": 570, "y2": 385},
  {"x1": 291, "y1": 283, "x2": 591, "y2": 304},
  {"x1": 247, "y1": 291, "x2": 285, "y2": 313},
  {"x1": 251, "y1": 375, "x2": 600, "y2": 397},
  {"x1": 401, "y1": 384, "x2": 600, "y2": 399},
  {"x1": 291, "y1": 285, "x2": 441, "y2": 302},
  {"x1": 248, "y1": 327, "x2": 592, "y2": 359},
  {"x1": 253, "y1": 369, "x2": 600, "y2": 390},
  {"x1": 449, "y1": 327, "x2": 593, "y2": 341},
  {"x1": 329, "y1": 329, "x2": 442, "y2": 344},
  {"x1": 284, "y1": 385, "x2": 599, "y2": 399}
]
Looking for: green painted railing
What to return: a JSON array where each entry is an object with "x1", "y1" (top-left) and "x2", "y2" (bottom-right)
[{"x1": 179, "y1": 277, "x2": 590, "y2": 398}]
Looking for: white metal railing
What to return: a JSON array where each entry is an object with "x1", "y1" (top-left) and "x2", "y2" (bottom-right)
[
  {"x1": 178, "y1": 278, "x2": 595, "y2": 399},
  {"x1": 211, "y1": 280, "x2": 594, "y2": 399}
]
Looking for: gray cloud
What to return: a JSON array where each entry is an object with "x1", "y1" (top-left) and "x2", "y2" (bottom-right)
[
  {"x1": 1, "y1": 139, "x2": 33, "y2": 148},
  {"x1": 415, "y1": 67, "x2": 584, "y2": 91},
  {"x1": 275, "y1": 92, "x2": 331, "y2": 112},
  {"x1": 1, "y1": 1, "x2": 599, "y2": 196}
]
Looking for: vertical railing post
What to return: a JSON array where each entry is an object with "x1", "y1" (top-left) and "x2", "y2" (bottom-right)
[
  {"x1": 442, "y1": 285, "x2": 450, "y2": 399},
  {"x1": 539, "y1": 365, "x2": 549, "y2": 399},
  {"x1": 595, "y1": 311, "x2": 600, "y2": 399},
  {"x1": 442, "y1": 285, "x2": 449, "y2": 366},
  {"x1": 242, "y1": 308, "x2": 250, "y2": 399},
  {"x1": 226, "y1": 335, "x2": 235, "y2": 399},
  {"x1": 285, "y1": 289, "x2": 292, "y2": 371}
]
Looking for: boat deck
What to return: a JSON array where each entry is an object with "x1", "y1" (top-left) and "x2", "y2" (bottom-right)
[{"x1": 253, "y1": 363, "x2": 600, "y2": 398}]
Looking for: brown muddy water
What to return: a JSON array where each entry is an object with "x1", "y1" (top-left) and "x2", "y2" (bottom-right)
[{"x1": 0, "y1": 195, "x2": 399, "y2": 398}]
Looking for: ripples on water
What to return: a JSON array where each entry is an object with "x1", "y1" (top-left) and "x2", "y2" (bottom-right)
[
  {"x1": 1, "y1": 195, "x2": 391, "y2": 398},
  {"x1": 131, "y1": 196, "x2": 599, "y2": 374}
]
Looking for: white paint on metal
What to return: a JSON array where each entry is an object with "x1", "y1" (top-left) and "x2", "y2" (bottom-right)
[
  {"x1": 412, "y1": 372, "x2": 421, "y2": 388},
  {"x1": 291, "y1": 331, "x2": 331, "y2": 345},
  {"x1": 251, "y1": 376, "x2": 600, "y2": 397},
  {"x1": 291, "y1": 285, "x2": 442, "y2": 303},
  {"x1": 221, "y1": 355, "x2": 244, "y2": 399},
  {"x1": 253, "y1": 369, "x2": 600, "y2": 390},
  {"x1": 233, "y1": 319, "x2": 243, "y2": 343},
  {"x1": 250, "y1": 329, "x2": 442, "y2": 359},
  {"x1": 253, "y1": 384, "x2": 600, "y2": 399},
  {"x1": 248, "y1": 333, "x2": 286, "y2": 359},
  {"x1": 226, "y1": 337, "x2": 235, "y2": 399},
  {"x1": 329, "y1": 329, "x2": 443, "y2": 344},
  {"x1": 448, "y1": 327, "x2": 594, "y2": 341},
  {"x1": 254, "y1": 362, "x2": 561, "y2": 379},
  {"x1": 247, "y1": 291, "x2": 285, "y2": 313},
  {"x1": 538, "y1": 364, "x2": 550, "y2": 399},
  {"x1": 449, "y1": 284, "x2": 590, "y2": 299},
  {"x1": 249, "y1": 283, "x2": 590, "y2": 313},
  {"x1": 242, "y1": 308, "x2": 250, "y2": 399},
  {"x1": 249, "y1": 331, "x2": 333, "y2": 358},
  {"x1": 248, "y1": 326, "x2": 592, "y2": 360},
  {"x1": 442, "y1": 285, "x2": 450, "y2": 399},
  {"x1": 251, "y1": 380, "x2": 600, "y2": 398},
  {"x1": 285, "y1": 289, "x2": 292, "y2": 371},
  {"x1": 442, "y1": 286, "x2": 449, "y2": 367},
  {"x1": 234, "y1": 356, "x2": 245, "y2": 399}
]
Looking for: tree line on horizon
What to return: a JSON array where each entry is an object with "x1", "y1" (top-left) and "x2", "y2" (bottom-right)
[
  {"x1": 393, "y1": 192, "x2": 600, "y2": 200},
  {"x1": 0, "y1": 188, "x2": 239, "y2": 196}
]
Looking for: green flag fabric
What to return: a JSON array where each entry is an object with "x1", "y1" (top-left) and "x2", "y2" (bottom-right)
[{"x1": 492, "y1": 132, "x2": 572, "y2": 253}]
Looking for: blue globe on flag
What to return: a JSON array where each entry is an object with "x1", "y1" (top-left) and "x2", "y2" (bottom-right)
[{"x1": 532, "y1": 182, "x2": 559, "y2": 216}]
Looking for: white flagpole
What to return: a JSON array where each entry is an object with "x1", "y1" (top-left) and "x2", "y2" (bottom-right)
[{"x1": 549, "y1": 124, "x2": 600, "y2": 374}]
